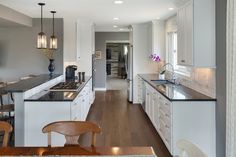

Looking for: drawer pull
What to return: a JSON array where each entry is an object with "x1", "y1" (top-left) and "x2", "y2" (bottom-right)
[
  {"x1": 165, "y1": 113, "x2": 170, "y2": 117},
  {"x1": 165, "y1": 124, "x2": 170, "y2": 129},
  {"x1": 181, "y1": 60, "x2": 185, "y2": 63}
]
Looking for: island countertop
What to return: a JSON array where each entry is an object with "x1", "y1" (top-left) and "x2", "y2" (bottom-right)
[
  {"x1": 138, "y1": 74, "x2": 216, "y2": 101},
  {"x1": 24, "y1": 76, "x2": 92, "y2": 101},
  {"x1": 1, "y1": 74, "x2": 62, "y2": 93}
]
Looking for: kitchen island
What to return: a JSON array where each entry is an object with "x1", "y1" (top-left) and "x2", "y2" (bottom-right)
[
  {"x1": 1, "y1": 74, "x2": 94, "y2": 147},
  {"x1": 24, "y1": 76, "x2": 93, "y2": 146},
  {"x1": 2, "y1": 74, "x2": 64, "y2": 146},
  {"x1": 137, "y1": 74, "x2": 216, "y2": 157}
]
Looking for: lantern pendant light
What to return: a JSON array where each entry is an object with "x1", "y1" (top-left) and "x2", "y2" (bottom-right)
[
  {"x1": 37, "y1": 3, "x2": 47, "y2": 49},
  {"x1": 49, "y1": 11, "x2": 58, "y2": 50}
]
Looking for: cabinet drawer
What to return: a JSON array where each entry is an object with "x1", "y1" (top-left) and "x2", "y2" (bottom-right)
[
  {"x1": 159, "y1": 120, "x2": 171, "y2": 151},
  {"x1": 159, "y1": 109, "x2": 170, "y2": 123}
]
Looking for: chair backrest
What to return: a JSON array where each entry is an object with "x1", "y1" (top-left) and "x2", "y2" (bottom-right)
[
  {"x1": 0, "y1": 82, "x2": 6, "y2": 88},
  {"x1": 177, "y1": 139, "x2": 207, "y2": 157},
  {"x1": 42, "y1": 121, "x2": 101, "y2": 147},
  {"x1": 0, "y1": 121, "x2": 13, "y2": 147}
]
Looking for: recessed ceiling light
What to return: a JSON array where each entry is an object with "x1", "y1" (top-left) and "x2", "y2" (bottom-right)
[
  {"x1": 113, "y1": 17, "x2": 119, "y2": 20},
  {"x1": 168, "y1": 7, "x2": 174, "y2": 10},
  {"x1": 113, "y1": 25, "x2": 118, "y2": 28},
  {"x1": 156, "y1": 17, "x2": 160, "y2": 20},
  {"x1": 114, "y1": 0, "x2": 124, "y2": 4},
  {"x1": 119, "y1": 28, "x2": 124, "y2": 31}
]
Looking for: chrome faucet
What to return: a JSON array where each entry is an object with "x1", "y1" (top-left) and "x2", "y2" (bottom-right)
[{"x1": 159, "y1": 63, "x2": 177, "y2": 84}]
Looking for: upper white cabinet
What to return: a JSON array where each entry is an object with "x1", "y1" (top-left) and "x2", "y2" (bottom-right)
[
  {"x1": 76, "y1": 20, "x2": 95, "y2": 60},
  {"x1": 177, "y1": 0, "x2": 215, "y2": 67},
  {"x1": 148, "y1": 20, "x2": 165, "y2": 60},
  {"x1": 76, "y1": 19, "x2": 95, "y2": 75}
]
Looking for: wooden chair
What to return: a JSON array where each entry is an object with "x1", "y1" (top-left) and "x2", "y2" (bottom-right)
[
  {"x1": 177, "y1": 139, "x2": 208, "y2": 157},
  {"x1": 0, "y1": 121, "x2": 13, "y2": 147},
  {"x1": 42, "y1": 121, "x2": 101, "y2": 147}
]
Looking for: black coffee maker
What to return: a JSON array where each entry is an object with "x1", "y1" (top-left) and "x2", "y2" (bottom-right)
[{"x1": 66, "y1": 65, "x2": 77, "y2": 80}]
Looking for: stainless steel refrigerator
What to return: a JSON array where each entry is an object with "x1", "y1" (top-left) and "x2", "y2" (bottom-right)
[{"x1": 125, "y1": 44, "x2": 133, "y2": 102}]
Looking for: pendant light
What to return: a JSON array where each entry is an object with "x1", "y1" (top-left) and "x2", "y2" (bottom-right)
[
  {"x1": 49, "y1": 11, "x2": 58, "y2": 50},
  {"x1": 37, "y1": 3, "x2": 47, "y2": 49}
]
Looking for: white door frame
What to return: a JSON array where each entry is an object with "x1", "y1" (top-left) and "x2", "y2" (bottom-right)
[{"x1": 105, "y1": 40, "x2": 130, "y2": 90}]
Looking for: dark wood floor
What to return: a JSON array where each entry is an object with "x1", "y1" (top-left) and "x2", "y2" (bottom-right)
[{"x1": 79, "y1": 90, "x2": 171, "y2": 157}]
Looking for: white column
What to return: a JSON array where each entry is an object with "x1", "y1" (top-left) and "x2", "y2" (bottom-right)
[{"x1": 226, "y1": 0, "x2": 236, "y2": 156}]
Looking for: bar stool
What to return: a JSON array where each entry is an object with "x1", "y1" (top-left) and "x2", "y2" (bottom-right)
[
  {"x1": 0, "y1": 82, "x2": 14, "y2": 145},
  {"x1": 0, "y1": 82, "x2": 14, "y2": 123}
]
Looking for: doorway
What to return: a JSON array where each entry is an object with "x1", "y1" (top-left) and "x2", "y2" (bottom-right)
[{"x1": 105, "y1": 42, "x2": 129, "y2": 91}]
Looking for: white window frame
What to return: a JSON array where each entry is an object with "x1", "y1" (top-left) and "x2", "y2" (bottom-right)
[{"x1": 166, "y1": 31, "x2": 191, "y2": 77}]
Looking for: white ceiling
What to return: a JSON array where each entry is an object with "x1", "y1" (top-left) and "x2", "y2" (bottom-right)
[{"x1": 0, "y1": 0, "x2": 177, "y2": 29}]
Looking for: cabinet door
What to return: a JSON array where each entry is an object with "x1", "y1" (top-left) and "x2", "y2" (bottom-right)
[
  {"x1": 185, "y1": 2, "x2": 193, "y2": 65},
  {"x1": 145, "y1": 88, "x2": 150, "y2": 115},
  {"x1": 153, "y1": 93, "x2": 159, "y2": 130},
  {"x1": 177, "y1": 2, "x2": 193, "y2": 66},
  {"x1": 177, "y1": 7, "x2": 186, "y2": 65},
  {"x1": 76, "y1": 22, "x2": 81, "y2": 60}
]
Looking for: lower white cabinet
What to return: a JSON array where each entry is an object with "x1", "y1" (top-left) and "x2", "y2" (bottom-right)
[
  {"x1": 24, "y1": 79, "x2": 93, "y2": 147},
  {"x1": 137, "y1": 76, "x2": 144, "y2": 104},
  {"x1": 144, "y1": 82, "x2": 216, "y2": 157}
]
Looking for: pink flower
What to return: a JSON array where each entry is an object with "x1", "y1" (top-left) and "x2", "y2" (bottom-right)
[{"x1": 149, "y1": 54, "x2": 161, "y2": 62}]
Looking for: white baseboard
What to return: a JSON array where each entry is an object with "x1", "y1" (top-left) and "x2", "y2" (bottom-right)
[{"x1": 94, "y1": 88, "x2": 107, "y2": 91}]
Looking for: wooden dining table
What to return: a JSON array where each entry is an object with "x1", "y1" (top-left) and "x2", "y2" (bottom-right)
[{"x1": 0, "y1": 146, "x2": 156, "y2": 156}]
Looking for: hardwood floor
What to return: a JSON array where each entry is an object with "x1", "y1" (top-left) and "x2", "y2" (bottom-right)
[{"x1": 79, "y1": 90, "x2": 171, "y2": 157}]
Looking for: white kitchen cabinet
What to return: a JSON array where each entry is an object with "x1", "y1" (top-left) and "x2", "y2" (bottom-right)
[
  {"x1": 76, "y1": 20, "x2": 95, "y2": 75},
  {"x1": 177, "y1": 0, "x2": 215, "y2": 67},
  {"x1": 147, "y1": 20, "x2": 165, "y2": 59},
  {"x1": 143, "y1": 82, "x2": 215, "y2": 157},
  {"x1": 76, "y1": 20, "x2": 94, "y2": 60},
  {"x1": 137, "y1": 76, "x2": 144, "y2": 104}
]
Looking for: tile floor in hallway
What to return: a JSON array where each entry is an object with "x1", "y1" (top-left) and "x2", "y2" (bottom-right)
[{"x1": 79, "y1": 90, "x2": 171, "y2": 157}]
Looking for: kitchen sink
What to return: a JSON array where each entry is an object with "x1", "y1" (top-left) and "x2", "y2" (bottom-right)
[{"x1": 150, "y1": 80, "x2": 173, "y2": 85}]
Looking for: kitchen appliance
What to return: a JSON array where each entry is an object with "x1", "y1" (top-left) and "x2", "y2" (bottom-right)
[
  {"x1": 66, "y1": 65, "x2": 77, "y2": 80},
  {"x1": 125, "y1": 44, "x2": 133, "y2": 102},
  {"x1": 50, "y1": 82, "x2": 81, "y2": 91}
]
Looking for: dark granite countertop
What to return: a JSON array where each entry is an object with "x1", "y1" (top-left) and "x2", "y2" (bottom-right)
[
  {"x1": 24, "y1": 76, "x2": 92, "y2": 101},
  {"x1": 1, "y1": 74, "x2": 62, "y2": 93},
  {"x1": 138, "y1": 74, "x2": 216, "y2": 101}
]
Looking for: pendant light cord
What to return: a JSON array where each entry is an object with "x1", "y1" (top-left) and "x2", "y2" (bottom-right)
[
  {"x1": 41, "y1": 4, "x2": 43, "y2": 33},
  {"x1": 53, "y1": 13, "x2": 55, "y2": 36}
]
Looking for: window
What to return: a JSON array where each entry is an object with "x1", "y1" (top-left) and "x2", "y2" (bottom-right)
[{"x1": 167, "y1": 32, "x2": 191, "y2": 77}]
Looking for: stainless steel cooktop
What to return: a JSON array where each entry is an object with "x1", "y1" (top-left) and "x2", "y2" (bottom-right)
[{"x1": 50, "y1": 82, "x2": 81, "y2": 91}]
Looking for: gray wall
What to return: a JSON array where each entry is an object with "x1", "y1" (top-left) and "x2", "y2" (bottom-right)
[
  {"x1": 0, "y1": 18, "x2": 63, "y2": 81},
  {"x1": 95, "y1": 32, "x2": 129, "y2": 88},
  {"x1": 216, "y1": 0, "x2": 226, "y2": 156}
]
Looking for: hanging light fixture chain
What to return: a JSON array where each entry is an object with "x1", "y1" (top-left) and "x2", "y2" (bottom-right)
[{"x1": 53, "y1": 12, "x2": 55, "y2": 36}]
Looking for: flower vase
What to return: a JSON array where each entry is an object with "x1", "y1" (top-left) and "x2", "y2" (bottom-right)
[{"x1": 48, "y1": 59, "x2": 55, "y2": 76}]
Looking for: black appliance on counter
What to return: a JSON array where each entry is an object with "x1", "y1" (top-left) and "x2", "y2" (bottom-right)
[{"x1": 66, "y1": 65, "x2": 77, "y2": 80}]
